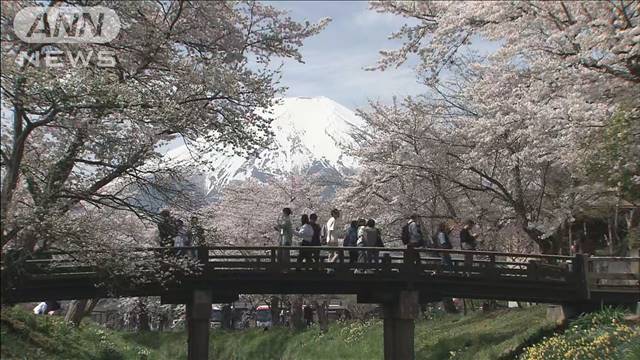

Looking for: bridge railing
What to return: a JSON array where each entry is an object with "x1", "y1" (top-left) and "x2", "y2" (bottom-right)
[
  {"x1": 586, "y1": 256, "x2": 640, "y2": 292},
  {"x1": 4, "y1": 246, "x2": 637, "y2": 292},
  {"x1": 5, "y1": 246, "x2": 577, "y2": 284}
]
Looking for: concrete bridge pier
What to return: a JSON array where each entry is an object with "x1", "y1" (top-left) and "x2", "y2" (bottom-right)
[
  {"x1": 186, "y1": 289, "x2": 212, "y2": 360},
  {"x1": 383, "y1": 290, "x2": 419, "y2": 360}
]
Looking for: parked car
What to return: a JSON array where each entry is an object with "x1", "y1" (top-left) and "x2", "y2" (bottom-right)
[
  {"x1": 211, "y1": 306, "x2": 222, "y2": 328},
  {"x1": 255, "y1": 305, "x2": 272, "y2": 328},
  {"x1": 327, "y1": 304, "x2": 351, "y2": 321}
]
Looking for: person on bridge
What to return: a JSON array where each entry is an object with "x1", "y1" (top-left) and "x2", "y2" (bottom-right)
[
  {"x1": 403, "y1": 214, "x2": 424, "y2": 265},
  {"x1": 188, "y1": 216, "x2": 205, "y2": 246},
  {"x1": 325, "y1": 209, "x2": 342, "y2": 263},
  {"x1": 459, "y1": 219, "x2": 478, "y2": 272},
  {"x1": 435, "y1": 222, "x2": 454, "y2": 271},
  {"x1": 297, "y1": 213, "x2": 320, "y2": 268},
  {"x1": 158, "y1": 209, "x2": 177, "y2": 248},
  {"x1": 358, "y1": 219, "x2": 381, "y2": 265},
  {"x1": 354, "y1": 218, "x2": 368, "y2": 273},
  {"x1": 276, "y1": 208, "x2": 293, "y2": 246},
  {"x1": 275, "y1": 208, "x2": 293, "y2": 264},
  {"x1": 459, "y1": 219, "x2": 478, "y2": 251},
  {"x1": 294, "y1": 214, "x2": 314, "y2": 266},
  {"x1": 343, "y1": 220, "x2": 359, "y2": 263},
  {"x1": 174, "y1": 219, "x2": 192, "y2": 256}
]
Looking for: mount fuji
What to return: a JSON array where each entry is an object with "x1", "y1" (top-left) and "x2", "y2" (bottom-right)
[{"x1": 165, "y1": 96, "x2": 363, "y2": 194}]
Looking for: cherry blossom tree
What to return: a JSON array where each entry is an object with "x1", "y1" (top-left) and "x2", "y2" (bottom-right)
[
  {"x1": 0, "y1": 1, "x2": 329, "y2": 253},
  {"x1": 354, "y1": 1, "x2": 639, "y2": 253},
  {"x1": 203, "y1": 175, "x2": 330, "y2": 247}
]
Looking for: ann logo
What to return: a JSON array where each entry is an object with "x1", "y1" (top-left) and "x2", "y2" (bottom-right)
[{"x1": 14, "y1": 5, "x2": 120, "y2": 44}]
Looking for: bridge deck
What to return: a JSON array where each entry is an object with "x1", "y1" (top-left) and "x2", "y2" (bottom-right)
[{"x1": 2, "y1": 246, "x2": 638, "y2": 305}]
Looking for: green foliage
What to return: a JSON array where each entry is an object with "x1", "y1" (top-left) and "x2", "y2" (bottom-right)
[
  {"x1": 9, "y1": 305, "x2": 633, "y2": 360},
  {"x1": 520, "y1": 308, "x2": 640, "y2": 360},
  {"x1": 0, "y1": 307, "x2": 147, "y2": 360},
  {"x1": 414, "y1": 306, "x2": 555, "y2": 360},
  {"x1": 208, "y1": 307, "x2": 554, "y2": 360},
  {"x1": 585, "y1": 109, "x2": 640, "y2": 203}
]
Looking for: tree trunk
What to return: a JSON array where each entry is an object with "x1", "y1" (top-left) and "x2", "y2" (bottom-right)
[
  {"x1": 65, "y1": 300, "x2": 88, "y2": 326},
  {"x1": 270, "y1": 296, "x2": 281, "y2": 326},
  {"x1": 137, "y1": 298, "x2": 150, "y2": 331},
  {"x1": 64, "y1": 298, "x2": 100, "y2": 327},
  {"x1": 221, "y1": 305, "x2": 233, "y2": 330},
  {"x1": 290, "y1": 296, "x2": 304, "y2": 331},
  {"x1": 314, "y1": 300, "x2": 328, "y2": 332}
]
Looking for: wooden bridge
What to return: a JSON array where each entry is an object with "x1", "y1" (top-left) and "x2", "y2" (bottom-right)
[{"x1": 2, "y1": 246, "x2": 639, "y2": 360}]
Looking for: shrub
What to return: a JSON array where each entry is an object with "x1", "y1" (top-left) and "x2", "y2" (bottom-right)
[{"x1": 520, "y1": 308, "x2": 640, "y2": 360}]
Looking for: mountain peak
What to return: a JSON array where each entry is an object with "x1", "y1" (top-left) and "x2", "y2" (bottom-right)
[{"x1": 166, "y1": 96, "x2": 362, "y2": 194}]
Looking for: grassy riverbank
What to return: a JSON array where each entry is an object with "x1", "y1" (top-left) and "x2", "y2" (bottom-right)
[{"x1": 3, "y1": 305, "x2": 635, "y2": 360}]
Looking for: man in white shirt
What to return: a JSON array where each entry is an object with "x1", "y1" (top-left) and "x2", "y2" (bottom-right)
[{"x1": 326, "y1": 209, "x2": 341, "y2": 263}]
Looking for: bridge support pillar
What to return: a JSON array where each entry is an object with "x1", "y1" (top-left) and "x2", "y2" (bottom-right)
[
  {"x1": 383, "y1": 290, "x2": 419, "y2": 360},
  {"x1": 187, "y1": 289, "x2": 212, "y2": 360}
]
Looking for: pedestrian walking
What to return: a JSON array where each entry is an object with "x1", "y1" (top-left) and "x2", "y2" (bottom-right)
[
  {"x1": 158, "y1": 209, "x2": 177, "y2": 248},
  {"x1": 358, "y1": 219, "x2": 379, "y2": 265},
  {"x1": 294, "y1": 214, "x2": 314, "y2": 266},
  {"x1": 460, "y1": 219, "x2": 478, "y2": 272},
  {"x1": 174, "y1": 219, "x2": 190, "y2": 256},
  {"x1": 324, "y1": 209, "x2": 341, "y2": 263},
  {"x1": 401, "y1": 214, "x2": 424, "y2": 265},
  {"x1": 297, "y1": 213, "x2": 320, "y2": 267},
  {"x1": 435, "y1": 222, "x2": 454, "y2": 271},
  {"x1": 275, "y1": 208, "x2": 293, "y2": 264},
  {"x1": 188, "y1": 216, "x2": 205, "y2": 246},
  {"x1": 343, "y1": 220, "x2": 359, "y2": 264}
]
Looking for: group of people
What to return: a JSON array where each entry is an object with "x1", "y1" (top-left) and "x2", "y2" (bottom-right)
[
  {"x1": 274, "y1": 208, "x2": 480, "y2": 272},
  {"x1": 274, "y1": 208, "x2": 387, "y2": 267},
  {"x1": 157, "y1": 210, "x2": 205, "y2": 256}
]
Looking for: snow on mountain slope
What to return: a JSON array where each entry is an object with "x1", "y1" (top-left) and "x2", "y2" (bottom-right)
[{"x1": 165, "y1": 96, "x2": 362, "y2": 194}]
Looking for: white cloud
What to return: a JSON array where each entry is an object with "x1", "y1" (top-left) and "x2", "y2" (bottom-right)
[{"x1": 352, "y1": 8, "x2": 406, "y2": 27}]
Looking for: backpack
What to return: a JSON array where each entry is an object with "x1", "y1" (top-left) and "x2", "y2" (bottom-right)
[
  {"x1": 433, "y1": 232, "x2": 452, "y2": 249},
  {"x1": 416, "y1": 224, "x2": 424, "y2": 247},
  {"x1": 401, "y1": 224, "x2": 410, "y2": 245}
]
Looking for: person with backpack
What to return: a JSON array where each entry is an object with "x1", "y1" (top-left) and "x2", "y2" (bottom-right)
[
  {"x1": 324, "y1": 209, "x2": 341, "y2": 263},
  {"x1": 401, "y1": 214, "x2": 424, "y2": 264},
  {"x1": 357, "y1": 219, "x2": 379, "y2": 266},
  {"x1": 435, "y1": 222, "x2": 454, "y2": 271},
  {"x1": 360, "y1": 219, "x2": 383, "y2": 263},
  {"x1": 343, "y1": 220, "x2": 359, "y2": 263}
]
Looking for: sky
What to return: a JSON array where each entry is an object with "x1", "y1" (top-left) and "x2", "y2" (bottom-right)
[{"x1": 269, "y1": 1, "x2": 424, "y2": 109}]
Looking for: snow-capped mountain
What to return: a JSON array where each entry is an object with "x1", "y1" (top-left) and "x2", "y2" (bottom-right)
[{"x1": 165, "y1": 96, "x2": 362, "y2": 194}]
